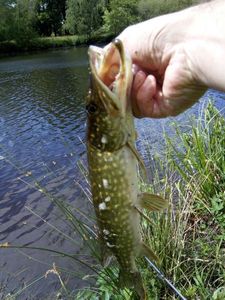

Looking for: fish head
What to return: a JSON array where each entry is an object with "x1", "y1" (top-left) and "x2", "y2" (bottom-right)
[{"x1": 87, "y1": 39, "x2": 134, "y2": 152}]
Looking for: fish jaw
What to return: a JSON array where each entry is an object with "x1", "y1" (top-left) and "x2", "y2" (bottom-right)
[
  {"x1": 87, "y1": 40, "x2": 135, "y2": 153},
  {"x1": 87, "y1": 39, "x2": 133, "y2": 118},
  {"x1": 87, "y1": 40, "x2": 146, "y2": 298}
]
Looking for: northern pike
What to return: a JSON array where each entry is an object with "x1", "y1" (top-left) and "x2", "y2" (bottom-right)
[{"x1": 87, "y1": 39, "x2": 167, "y2": 299}]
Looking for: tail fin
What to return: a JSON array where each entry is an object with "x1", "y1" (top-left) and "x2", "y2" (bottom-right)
[{"x1": 119, "y1": 269, "x2": 146, "y2": 300}]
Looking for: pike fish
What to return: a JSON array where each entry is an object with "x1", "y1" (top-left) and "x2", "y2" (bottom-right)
[{"x1": 87, "y1": 39, "x2": 167, "y2": 299}]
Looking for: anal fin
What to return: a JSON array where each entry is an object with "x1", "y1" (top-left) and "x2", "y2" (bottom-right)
[{"x1": 139, "y1": 193, "x2": 168, "y2": 212}]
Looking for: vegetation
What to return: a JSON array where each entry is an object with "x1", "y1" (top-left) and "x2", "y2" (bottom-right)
[
  {"x1": 0, "y1": 0, "x2": 202, "y2": 53},
  {"x1": 1, "y1": 102, "x2": 224, "y2": 299},
  {"x1": 102, "y1": 0, "x2": 139, "y2": 35},
  {"x1": 75, "y1": 103, "x2": 225, "y2": 299},
  {"x1": 138, "y1": 0, "x2": 198, "y2": 20},
  {"x1": 141, "y1": 102, "x2": 225, "y2": 299}
]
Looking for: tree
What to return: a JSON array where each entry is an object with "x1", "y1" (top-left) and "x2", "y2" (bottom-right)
[
  {"x1": 0, "y1": 0, "x2": 38, "y2": 44},
  {"x1": 13, "y1": 0, "x2": 38, "y2": 44},
  {"x1": 35, "y1": 0, "x2": 66, "y2": 36},
  {"x1": 64, "y1": 0, "x2": 106, "y2": 36},
  {"x1": 0, "y1": 1, "x2": 17, "y2": 41},
  {"x1": 138, "y1": 0, "x2": 198, "y2": 20},
  {"x1": 103, "y1": 0, "x2": 139, "y2": 35}
]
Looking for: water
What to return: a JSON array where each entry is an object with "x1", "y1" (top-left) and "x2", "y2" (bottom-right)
[{"x1": 0, "y1": 48, "x2": 224, "y2": 299}]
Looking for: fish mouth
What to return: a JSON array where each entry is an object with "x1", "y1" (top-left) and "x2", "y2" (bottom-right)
[{"x1": 88, "y1": 39, "x2": 133, "y2": 116}]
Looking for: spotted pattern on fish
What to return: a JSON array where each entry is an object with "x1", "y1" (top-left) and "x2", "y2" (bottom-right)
[
  {"x1": 87, "y1": 39, "x2": 158, "y2": 299},
  {"x1": 88, "y1": 141, "x2": 142, "y2": 272},
  {"x1": 87, "y1": 104, "x2": 128, "y2": 152}
]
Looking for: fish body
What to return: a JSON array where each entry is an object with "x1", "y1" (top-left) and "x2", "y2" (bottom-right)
[{"x1": 87, "y1": 40, "x2": 167, "y2": 299}]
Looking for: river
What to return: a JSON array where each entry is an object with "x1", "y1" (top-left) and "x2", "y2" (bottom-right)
[{"x1": 0, "y1": 48, "x2": 224, "y2": 299}]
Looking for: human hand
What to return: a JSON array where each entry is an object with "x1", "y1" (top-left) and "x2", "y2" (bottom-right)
[
  {"x1": 117, "y1": 17, "x2": 207, "y2": 118},
  {"x1": 103, "y1": 1, "x2": 225, "y2": 118}
]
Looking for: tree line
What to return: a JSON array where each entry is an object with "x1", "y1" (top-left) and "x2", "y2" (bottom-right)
[{"x1": 0, "y1": 0, "x2": 199, "y2": 45}]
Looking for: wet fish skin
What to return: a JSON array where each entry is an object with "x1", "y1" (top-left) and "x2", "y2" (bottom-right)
[{"x1": 87, "y1": 39, "x2": 167, "y2": 299}]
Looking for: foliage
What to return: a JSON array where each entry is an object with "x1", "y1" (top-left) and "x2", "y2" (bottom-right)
[
  {"x1": 13, "y1": 0, "x2": 38, "y2": 45},
  {"x1": 141, "y1": 102, "x2": 224, "y2": 299},
  {"x1": 0, "y1": 0, "x2": 37, "y2": 44},
  {"x1": 76, "y1": 267, "x2": 132, "y2": 299},
  {"x1": 0, "y1": 1, "x2": 15, "y2": 41},
  {"x1": 0, "y1": 32, "x2": 113, "y2": 54},
  {"x1": 102, "y1": 0, "x2": 139, "y2": 35},
  {"x1": 138, "y1": 0, "x2": 198, "y2": 20},
  {"x1": 0, "y1": 80, "x2": 223, "y2": 300},
  {"x1": 166, "y1": 102, "x2": 225, "y2": 228},
  {"x1": 77, "y1": 102, "x2": 225, "y2": 299},
  {"x1": 64, "y1": 0, "x2": 105, "y2": 36},
  {"x1": 35, "y1": 0, "x2": 66, "y2": 36},
  {"x1": 0, "y1": 0, "x2": 206, "y2": 51}
]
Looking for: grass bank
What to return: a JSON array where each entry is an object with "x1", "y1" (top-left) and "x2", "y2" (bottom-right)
[
  {"x1": 1, "y1": 102, "x2": 224, "y2": 299},
  {"x1": 0, "y1": 33, "x2": 114, "y2": 56},
  {"x1": 76, "y1": 102, "x2": 225, "y2": 299}
]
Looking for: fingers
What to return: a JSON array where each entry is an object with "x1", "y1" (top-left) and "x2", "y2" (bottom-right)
[
  {"x1": 132, "y1": 71, "x2": 157, "y2": 118},
  {"x1": 102, "y1": 23, "x2": 152, "y2": 84}
]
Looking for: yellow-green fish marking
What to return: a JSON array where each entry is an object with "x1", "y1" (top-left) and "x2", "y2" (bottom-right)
[{"x1": 87, "y1": 39, "x2": 167, "y2": 299}]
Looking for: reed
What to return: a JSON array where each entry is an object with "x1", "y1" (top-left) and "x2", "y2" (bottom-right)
[
  {"x1": 1, "y1": 102, "x2": 224, "y2": 299},
  {"x1": 76, "y1": 102, "x2": 225, "y2": 299}
]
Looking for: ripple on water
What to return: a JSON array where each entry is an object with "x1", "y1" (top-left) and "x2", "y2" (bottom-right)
[
  {"x1": 0, "y1": 48, "x2": 92, "y2": 298},
  {"x1": 0, "y1": 48, "x2": 224, "y2": 298}
]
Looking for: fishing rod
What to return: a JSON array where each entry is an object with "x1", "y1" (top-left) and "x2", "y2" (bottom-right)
[{"x1": 145, "y1": 257, "x2": 187, "y2": 300}]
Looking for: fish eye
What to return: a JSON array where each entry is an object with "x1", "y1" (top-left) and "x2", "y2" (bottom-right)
[{"x1": 86, "y1": 103, "x2": 98, "y2": 114}]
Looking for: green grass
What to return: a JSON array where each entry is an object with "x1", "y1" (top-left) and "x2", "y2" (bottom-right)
[
  {"x1": 75, "y1": 102, "x2": 225, "y2": 299},
  {"x1": 139, "y1": 102, "x2": 224, "y2": 299},
  {"x1": 1, "y1": 102, "x2": 224, "y2": 299},
  {"x1": 0, "y1": 32, "x2": 114, "y2": 55}
]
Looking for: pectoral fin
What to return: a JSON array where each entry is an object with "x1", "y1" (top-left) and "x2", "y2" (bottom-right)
[
  {"x1": 127, "y1": 141, "x2": 147, "y2": 179},
  {"x1": 139, "y1": 193, "x2": 168, "y2": 212}
]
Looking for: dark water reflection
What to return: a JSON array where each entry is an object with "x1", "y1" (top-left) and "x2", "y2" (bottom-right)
[
  {"x1": 0, "y1": 48, "x2": 224, "y2": 299},
  {"x1": 0, "y1": 49, "x2": 91, "y2": 299}
]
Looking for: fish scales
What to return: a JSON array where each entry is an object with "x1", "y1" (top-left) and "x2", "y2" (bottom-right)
[
  {"x1": 87, "y1": 39, "x2": 167, "y2": 299},
  {"x1": 88, "y1": 144, "x2": 141, "y2": 271}
]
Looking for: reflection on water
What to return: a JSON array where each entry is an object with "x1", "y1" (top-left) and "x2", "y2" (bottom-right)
[
  {"x1": 0, "y1": 48, "x2": 92, "y2": 299},
  {"x1": 0, "y1": 48, "x2": 224, "y2": 299}
]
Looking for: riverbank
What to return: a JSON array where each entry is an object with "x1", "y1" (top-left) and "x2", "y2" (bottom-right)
[
  {"x1": 75, "y1": 102, "x2": 225, "y2": 299},
  {"x1": 0, "y1": 33, "x2": 114, "y2": 57},
  {"x1": 0, "y1": 45, "x2": 224, "y2": 298}
]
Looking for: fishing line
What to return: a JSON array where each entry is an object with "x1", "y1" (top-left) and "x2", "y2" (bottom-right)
[{"x1": 145, "y1": 257, "x2": 187, "y2": 300}]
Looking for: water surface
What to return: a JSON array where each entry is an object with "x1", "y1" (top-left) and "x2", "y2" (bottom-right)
[{"x1": 0, "y1": 48, "x2": 224, "y2": 299}]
